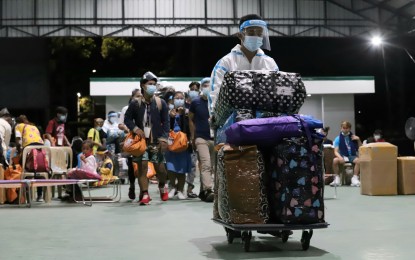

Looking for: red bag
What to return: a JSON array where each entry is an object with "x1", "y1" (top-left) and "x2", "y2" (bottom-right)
[{"x1": 25, "y1": 148, "x2": 50, "y2": 173}]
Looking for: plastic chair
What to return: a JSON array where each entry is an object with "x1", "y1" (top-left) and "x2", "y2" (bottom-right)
[
  {"x1": 50, "y1": 147, "x2": 73, "y2": 198},
  {"x1": 21, "y1": 145, "x2": 52, "y2": 203}
]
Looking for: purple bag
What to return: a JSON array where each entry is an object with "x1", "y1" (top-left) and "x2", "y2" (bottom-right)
[{"x1": 225, "y1": 115, "x2": 323, "y2": 147}]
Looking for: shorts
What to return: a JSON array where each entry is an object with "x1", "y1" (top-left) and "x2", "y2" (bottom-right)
[
  {"x1": 343, "y1": 155, "x2": 357, "y2": 163},
  {"x1": 133, "y1": 143, "x2": 165, "y2": 164}
]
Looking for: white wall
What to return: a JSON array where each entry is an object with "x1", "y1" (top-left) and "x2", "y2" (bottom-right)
[
  {"x1": 299, "y1": 95, "x2": 322, "y2": 120},
  {"x1": 323, "y1": 94, "x2": 355, "y2": 141},
  {"x1": 106, "y1": 96, "x2": 130, "y2": 115},
  {"x1": 299, "y1": 94, "x2": 355, "y2": 141}
]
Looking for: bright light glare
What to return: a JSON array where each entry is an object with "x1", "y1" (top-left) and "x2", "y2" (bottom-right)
[
  {"x1": 77, "y1": 92, "x2": 81, "y2": 98},
  {"x1": 92, "y1": 69, "x2": 97, "y2": 73},
  {"x1": 371, "y1": 36, "x2": 383, "y2": 46}
]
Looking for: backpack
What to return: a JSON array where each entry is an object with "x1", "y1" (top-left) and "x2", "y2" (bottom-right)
[
  {"x1": 25, "y1": 148, "x2": 50, "y2": 174},
  {"x1": 136, "y1": 96, "x2": 162, "y2": 111}
]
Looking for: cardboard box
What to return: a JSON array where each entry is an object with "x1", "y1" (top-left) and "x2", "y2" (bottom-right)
[
  {"x1": 397, "y1": 157, "x2": 415, "y2": 195},
  {"x1": 359, "y1": 143, "x2": 398, "y2": 196}
]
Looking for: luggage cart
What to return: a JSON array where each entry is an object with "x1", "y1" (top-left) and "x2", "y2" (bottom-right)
[{"x1": 213, "y1": 218, "x2": 329, "y2": 252}]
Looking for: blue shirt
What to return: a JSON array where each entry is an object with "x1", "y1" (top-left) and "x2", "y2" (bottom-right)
[
  {"x1": 189, "y1": 97, "x2": 211, "y2": 140},
  {"x1": 333, "y1": 135, "x2": 352, "y2": 156}
]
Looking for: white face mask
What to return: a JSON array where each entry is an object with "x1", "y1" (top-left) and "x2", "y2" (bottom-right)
[
  {"x1": 243, "y1": 36, "x2": 263, "y2": 52},
  {"x1": 374, "y1": 135, "x2": 381, "y2": 141}
]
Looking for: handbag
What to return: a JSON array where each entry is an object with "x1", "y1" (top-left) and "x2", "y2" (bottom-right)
[
  {"x1": 123, "y1": 132, "x2": 146, "y2": 157},
  {"x1": 167, "y1": 115, "x2": 188, "y2": 152},
  {"x1": 4, "y1": 164, "x2": 23, "y2": 203}
]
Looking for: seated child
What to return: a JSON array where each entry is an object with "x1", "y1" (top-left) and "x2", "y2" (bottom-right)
[
  {"x1": 67, "y1": 140, "x2": 101, "y2": 180},
  {"x1": 93, "y1": 146, "x2": 118, "y2": 187}
]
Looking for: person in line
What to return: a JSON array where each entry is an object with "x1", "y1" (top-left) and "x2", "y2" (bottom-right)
[
  {"x1": 186, "y1": 81, "x2": 202, "y2": 198},
  {"x1": 330, "y1": 121, "x2": 362, "y2": 187},
  {"x1": 87, "y1": 118, "x2": 105, "y2": 154},
  {"x1": 189, "y1": 78, "x2": 215, "y2": 202},
  {"x1": 165, "y1": 91, "x2": 192, "y2": 200},
  {"x1": 119, "y1": 88, "x2": 142, "y2": 192},
  {"x1": 124, "y1": 71, "x2": 170, "y2": 205},
  {"x1": 45, "y1": 106, "x2": 70, "y2": 147},
  {"x1": 209, "y1": 14, "x2": 279, "y2": 115},
  {"x1": 364, "y1": 129, "x2": 386, "y2": 144}
]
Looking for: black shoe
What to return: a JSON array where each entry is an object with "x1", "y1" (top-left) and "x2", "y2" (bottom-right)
[
  {"x1": 187, "y1": 192, "x2": 198, "y2": 199},
  {"x1": 199, "y1": 189, "x2": 214, "y2": 203},
  {"x1": 128, "y1": 186, "x2": 136, "y2": 200}
]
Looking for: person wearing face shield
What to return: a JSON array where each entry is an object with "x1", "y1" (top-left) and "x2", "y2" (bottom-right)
[
  {"x1": 331, "y1": 121, "x2": 362, "y2": 187},
  {"x1": 45, "y1": 106, "x2": 70, "y2": 147},
  {"x1": 209, "y1": 14, "x2": 279, "y2": 115},
  {"x1": 124, "y1": 71, "x2": 170, "y2": 205},
  {"x1": 102, "y1": 111, "x2": 124, "y2": 155},
  {"x1": 188, "y1": 77, "x2": 215, "y2": 202}
]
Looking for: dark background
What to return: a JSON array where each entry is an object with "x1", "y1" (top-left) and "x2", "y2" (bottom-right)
[{"x1": 0, "y1": 36, "x2": 414, "y2": 154}]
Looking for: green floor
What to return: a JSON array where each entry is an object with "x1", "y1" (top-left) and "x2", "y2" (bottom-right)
[{"x1": 1, "y1": 183, "x2": 414, "y2": 260}]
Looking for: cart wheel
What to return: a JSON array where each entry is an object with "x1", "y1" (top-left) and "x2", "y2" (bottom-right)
[
  {"x1": 241, "y1": 231, "x2": 252, "y2": 252},
  {"x1": 226, "y1": 229, "x2": 235, "y2": 244},
  {"x1": 281, "y1": 230, "x2": 290, "y2": 243},
  {"x1": 301, "y1": 231, "x2": 311, "y2": 250}
]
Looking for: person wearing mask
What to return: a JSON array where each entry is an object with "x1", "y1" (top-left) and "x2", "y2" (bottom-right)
[
  {"x1": 165, "y1": 91, "x2": 192, "y2": 200},
  {"x1": 45, "y1": 106, "x2": 70, "y2": 146},
  {"x1": 124, "y1": 71, "x2": 170, "y2": 205},
  {"x1": 119, "y1": 89, "x2": 142, "y2": 196},
  {"x1": 330, "y1": 121, "x2": 362, "y2": 187},
  {"x1": 185, "y1": 81, "x2": 201, "y2": 198},
  {"x1": 103, "y1": 111, "x2": 124, "y2": 154},
  {"x1": 189, "y1": 78, "x2": 215, "y2": 202},
  {"x1": 209, "y1": 14, "x2": 279, "y2": 115},
  {"x1": 87, "y1": 118, "x2": 105, "y2": 154},
  {"x1": 0, "y1": 108, "x2": 13, "y2": 164},
  {"x1": 365, "y1": 129, "x2": 386, "y2": 144}
]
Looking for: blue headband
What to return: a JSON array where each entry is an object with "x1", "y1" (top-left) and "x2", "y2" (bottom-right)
[
  {"x1": 239, "y1": 19, "x2": 267, "y2": 32},
  {"x1": 109, "y1": 112, "x2": 118, "y2": 117}
]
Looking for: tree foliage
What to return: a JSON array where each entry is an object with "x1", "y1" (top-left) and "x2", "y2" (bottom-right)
[
  {"x1": 101, "y1": 38, "x2": 135, "y2": 60},
  {"x1": 51, "y1": 38, "x2": 96, "y2": 58}
]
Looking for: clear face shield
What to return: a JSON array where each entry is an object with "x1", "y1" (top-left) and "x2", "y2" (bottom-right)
[{"x1": 239, "y1": 19, "x2": 271, "y2": 51}]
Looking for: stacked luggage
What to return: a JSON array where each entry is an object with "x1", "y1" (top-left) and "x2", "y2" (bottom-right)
[{"x1": 214, "y1": 70, "x2": 326, "y2": 226}]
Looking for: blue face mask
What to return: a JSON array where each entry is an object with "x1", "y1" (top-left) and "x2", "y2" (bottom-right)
[
  {"x1": 145, "y1": 85, "x2": 157, "y2": 96},
  {"x1": 243, "y1": 36, "x2": 263, "y2": 52},
  {"x1": 188, "y1": 90, "x2": 199, "y2": 100},
  {"x1": 58, "y1": 115, "x2": 67, "y2": 123},
  {"x1": 202, "y1": 87, "x2": 210, "y2": 97},
  {"x1": 96, "y1": 126, "x2": 102, "y2": 131},
  {"x1": 174, "y1": 99, "x2": 185, "y2": 108}
]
